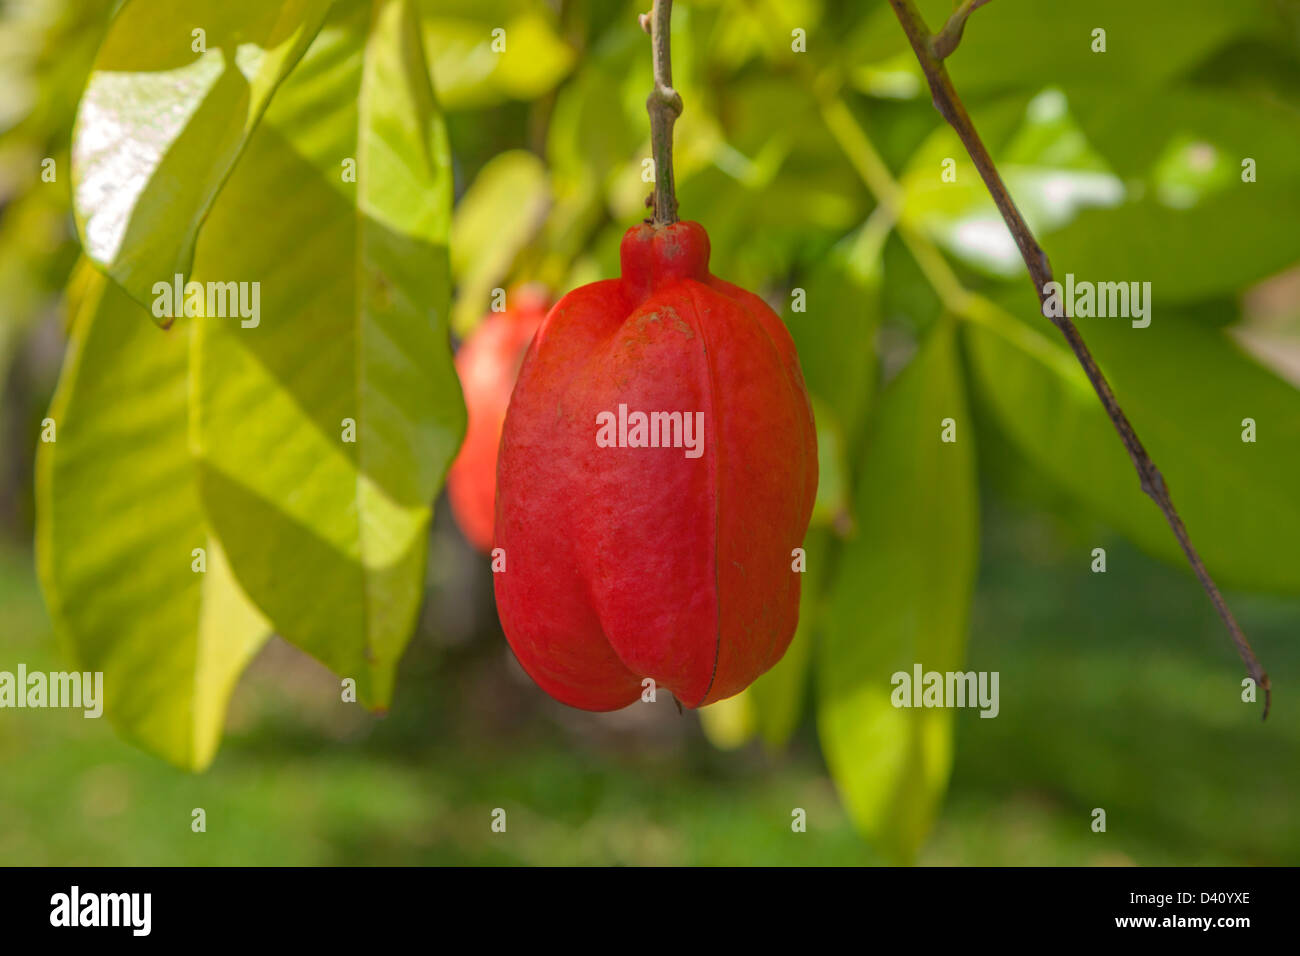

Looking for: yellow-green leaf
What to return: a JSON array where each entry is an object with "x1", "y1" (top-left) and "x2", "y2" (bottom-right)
[
  {"x1": 71, "y1": 0, "x2": 332, "y2": 309},
  {"x1": 818, "y1": 319, "x2": 978, "y2": 862},
  {"x1": 191, "y1": 0, "x2": 463, "y2": 708},
  {"x1": 36, "y1": 265, "x2": 268, "y2": 771}
]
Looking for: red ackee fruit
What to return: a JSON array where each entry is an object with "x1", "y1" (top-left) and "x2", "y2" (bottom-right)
[
  {"x1": 447, "y1": 287, "x2": 550, "y2": 553},
  {"x1": 493, "y1": 221, "x2": 818, "y2": 710}
]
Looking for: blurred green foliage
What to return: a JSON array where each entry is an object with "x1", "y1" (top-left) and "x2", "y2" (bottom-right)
[
  {"x1": 4, "y1": 490, "x2": 1298, "y2": 865},
  {"x1": 2, "y1": 0, "x2": 1300, "y2": 865}
]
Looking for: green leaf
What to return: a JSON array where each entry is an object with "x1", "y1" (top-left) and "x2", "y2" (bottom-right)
[
  {"x1": 901, "y1": 80, "x2": 1300, "y2": 299},
  {"x1": 849, "y1": 0, "x2": 1271, "y2": 113},
  {"x1": 1072, "y1": 87, "x2": 1300, "y2": 183},
  {"x1": 910, "y1": 0, "x2": 1271, "y2": 99},
  {"x1": 901, "y1": 89, "x2": 1123, "y2": 280},
  {"x1": 785, "y1": 219, "x2": 884, "y2": 448},
  {"x1": 966, "y1": 293, "x2": 1300, "y2": 595},
  {"x1": 70, "y1": 0, "x2": 332, "y2": 309},
  {"x1": 1038, "y1": 90, "x2": 1300, "y2": 299},
  {"x1": 818, "y1": 319, "x2": 978, "y2": 863},
  {"x1": 36, "y1": 264, "x2": 268, "y2": 771},
  {"x1": 1044, "y1": 189, "x2": 1300, "y2": 304},
  {"x1": 416, "y1": 0, "x2": 574, "y2": 110},
  {"x1": 191, "y1": 0, "x2": 464, "y2": 708},
  {"x1": 449, "y1": 149, "x2": 549, "y2": 336}
]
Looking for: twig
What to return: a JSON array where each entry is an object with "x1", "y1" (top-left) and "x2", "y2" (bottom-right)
[
  {"x1": 640, "y1": 1, "x2": 682, "y2": 225},
  {"x1": 933, "y1": 0, "x2": 994, "y2": 60},
  {"x1": 888, "y1": 0, "x2": 1271, "y2": 718}
]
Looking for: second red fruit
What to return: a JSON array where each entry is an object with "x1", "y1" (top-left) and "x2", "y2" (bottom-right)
[{"x1": 447, "y1": 287, "x2": 549, "y2": 553}]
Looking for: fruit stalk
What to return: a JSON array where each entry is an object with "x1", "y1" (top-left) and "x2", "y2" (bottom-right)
[{"x1": 640, "y1": 0, "x2": 682, "y2": 226}]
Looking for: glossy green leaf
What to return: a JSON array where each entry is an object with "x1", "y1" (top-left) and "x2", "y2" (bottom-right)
[
  {"x1": 450, "y1": 149, "x2": 550, "y2": 336},
  {"x1": 191, "y1": 0, "x2": 464, "y2": 708},
  {"x1": 36, "y1": 265, "x2": 268, "y2": 771},
  {"x1": 818, "y1": 319, "x2": 978, "y2": 862},
  {"x1": 70, "y1": 0, "x2": 332, "y2": 308},
  {"x1": 966, "y1": 293, "x2": 1300, "y2": 595}
]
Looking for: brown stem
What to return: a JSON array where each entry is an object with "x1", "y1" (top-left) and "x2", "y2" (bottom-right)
[
  {"x1": 888, "y1": 0, "x2": 1271, "y2": 719},
  {"x1": 641, "y1": 1, "x2": 682, "y2": 225}
]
